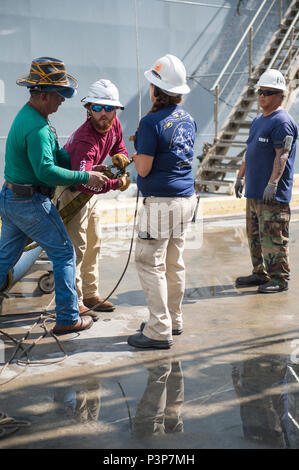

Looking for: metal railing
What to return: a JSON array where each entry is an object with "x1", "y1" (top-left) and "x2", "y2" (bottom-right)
[
  {"x1": 268, "y1": 8, "x2": 299, "y2": 74},
  {"x1": 210, "y1": 0, "x2": 269, "y2": 92},
  {"x1": 216, "y1": 0, "x2": 277, "y2": 99},
  {"x1": 210, "y1": 0, "x2": 297, "y2": 141}
]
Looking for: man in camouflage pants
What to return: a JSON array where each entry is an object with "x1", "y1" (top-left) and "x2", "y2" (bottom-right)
[
  {"x1": 234, "y1": 69, "x2": 297, "y2": 293},
  {"x1": 245, "y1": 199, "x2": 290, "y2": 289}
]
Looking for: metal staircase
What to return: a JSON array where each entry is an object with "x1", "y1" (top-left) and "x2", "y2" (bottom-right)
[{"x1": 195, "y1": 0, "x2": 299, "y2": 194}]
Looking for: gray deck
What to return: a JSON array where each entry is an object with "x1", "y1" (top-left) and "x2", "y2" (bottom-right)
[{"x1": 1, "y1": 213, "x2": 299, "y2": 450}]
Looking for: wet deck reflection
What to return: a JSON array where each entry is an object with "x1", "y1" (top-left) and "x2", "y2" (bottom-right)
[
  {"x1": 1, "y1": 355, "x2": 299, "y2": 449},
  {"x1": 1, "y1": 217, "x2": 299, "y2": 449}
]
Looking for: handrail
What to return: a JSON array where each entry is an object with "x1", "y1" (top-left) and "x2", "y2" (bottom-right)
[
  {"x1": 210, "y1": 0, "x2": 268, "y2": 91},
  {"x1": 219, "y1": 0, "x2": 276, "y2": 98},
  {"x1": 267, "y1": 9, "x2": 299, "y2": 69},
  {"x1": 278, "y1": 29, "x2": 299, "y2": 72}
]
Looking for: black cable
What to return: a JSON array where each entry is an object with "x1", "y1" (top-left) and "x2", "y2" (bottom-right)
[{"x1": 80, "y1": 188, "x2": 140, "y2": 313}]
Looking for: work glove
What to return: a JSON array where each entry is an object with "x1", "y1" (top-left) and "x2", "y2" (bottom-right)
[
  {"x1": 87, "y1": 171, "x2": 109, "y2": 189},
  {"x1": 263, "y1": 182, "x2": 277, "y2": 204},
  {"x1": 112, "y1": 154, "x2": 131, "y2": 170},
  {"x1": 92, "y1": 164, "x2": 115, "y2": 179},
  {"x1": 118, "y1": 172, "x2": 131, "y2": 192},
  {"x1": 234, "y1": 178, "x2": 244, "y2": 198},
  {"x1": 102, "y1": 168, "x2": 115, "y2": 179}
]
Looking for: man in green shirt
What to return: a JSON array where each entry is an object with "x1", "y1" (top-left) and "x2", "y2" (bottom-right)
[{"x1": 0, "y1": 57, "x2": 109, "y2": 334}]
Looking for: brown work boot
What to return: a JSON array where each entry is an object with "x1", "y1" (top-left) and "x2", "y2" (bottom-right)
[
  {"x1": 52, "y1": 316, "x2": 93, "y2": 335},
  {"x1": 79, "y1": 305, "x2": 100, "y2": 321},
  {"x1": 83, "y1": 295, "x2": 115, "y2": 312}
]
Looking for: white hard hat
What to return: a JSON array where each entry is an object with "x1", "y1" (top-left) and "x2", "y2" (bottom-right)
[
  {"x1": 144, "y1": 54, "x2": 190, "y2": 95},
  {"x1": 81, "y1": 79, "x2": 124, "y2": 109},
  {"x1": 255, "y1": 69, "x2": 286, "y2": 91}
]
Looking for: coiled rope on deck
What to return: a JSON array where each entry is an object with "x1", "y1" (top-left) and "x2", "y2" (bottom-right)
[
  {"x1": 0, "y1": 294, "x2": 68, "y2": 386},
  {"x1": 0, "y1": 411, "x2": 31, "y2": 439}
]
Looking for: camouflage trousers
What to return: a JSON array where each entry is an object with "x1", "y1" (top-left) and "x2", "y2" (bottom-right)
[{"x1": 246, "y1": 198, "x2": 290, "y2": 285}]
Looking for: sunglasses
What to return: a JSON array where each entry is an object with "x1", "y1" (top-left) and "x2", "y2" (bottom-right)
[
  {"x1": 257, "y1": 89, "x2": 281, "y2": 96},
  {"x1": 90, "y1": 104, "x2": 115, "y2": 112}
]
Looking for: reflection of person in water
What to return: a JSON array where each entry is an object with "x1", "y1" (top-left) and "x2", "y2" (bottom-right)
[
  {"x1": 54, "y1": 379, "x2": 101, "y2": 423},
  {"x1": 232, "y1": 357, "x2": 290, "y2": 448},
  {"x1": 134, "y1": 360, "x2": 184, "y2": 437}
]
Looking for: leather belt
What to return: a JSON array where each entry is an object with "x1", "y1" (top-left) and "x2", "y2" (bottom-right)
[{"x1": 5, "y1": 181, "x2": 55, "y2": 198}]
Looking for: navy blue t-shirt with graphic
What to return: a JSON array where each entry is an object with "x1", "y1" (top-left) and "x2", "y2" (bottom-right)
[
  {"x1": 245, "y1": 109, "x2": 297, "y2": 203},
  {"x1": 134, "y1": 105, "x2": 197, "y2": 197}
]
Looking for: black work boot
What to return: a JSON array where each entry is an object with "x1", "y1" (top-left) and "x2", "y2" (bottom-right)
[
  {"x1": 127, "y1": 333, "x2": 173, "y2": 350},
  {"x1": 258, "y1": 280, "x2": 288, "y2": 293},
  {"x1": 235, "y1": 274, "x2": 269, "y2": 287},
  {"x1": 139, "y1": 321, "x2": 183, "y2": 336}
]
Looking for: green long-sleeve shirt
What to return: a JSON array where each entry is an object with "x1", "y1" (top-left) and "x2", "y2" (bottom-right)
[{"x1": 4, "y1": 103, "x2": 89, "y2": 187}]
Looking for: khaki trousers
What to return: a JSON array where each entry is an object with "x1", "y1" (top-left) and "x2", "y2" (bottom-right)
[
  {"x1": 134, "y1": 360, "x2": 184, "y2": 435},
  {"x1": 135, "y1": 195, "x2": 197, "y2": 341},
  {"x1": 54, "y1": 188, "x2": 101, "y2": 306}
]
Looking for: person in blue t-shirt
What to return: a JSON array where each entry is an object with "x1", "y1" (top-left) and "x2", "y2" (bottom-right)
[
  {"x1": 127, "y1": 54, "x2": 197, "y2": 350},
  {"x1": 234, "y1": 69, "x2": 298, "y2": 293}
]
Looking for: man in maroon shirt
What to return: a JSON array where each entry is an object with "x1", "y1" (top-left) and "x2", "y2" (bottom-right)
[{"x1": 55, "y1": 79, "x2": 130, "y2": 318}]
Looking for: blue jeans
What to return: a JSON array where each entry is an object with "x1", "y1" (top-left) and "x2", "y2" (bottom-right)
[{"x1": 0, "y1": 185, "x2": 79, "y2": 325}]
